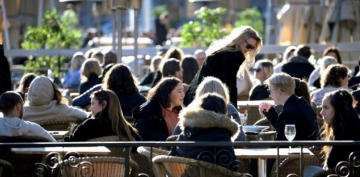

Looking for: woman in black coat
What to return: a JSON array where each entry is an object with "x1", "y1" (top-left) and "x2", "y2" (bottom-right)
[
  {"x1": 133, "y1": 77, "x2": 184, "y2": 141},
  {"x1": 184, "y1": 26, "x2": 262, "y2": 107},
  {"x1": 170, "y1": 93, "x2": 240, "y2": 171}
]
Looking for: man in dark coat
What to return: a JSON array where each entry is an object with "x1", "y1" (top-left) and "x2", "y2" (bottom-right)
[
  {"x1": 0, "y1": 44, "x2": 12, "y2": 96},
  {"x1": 184, "y1": 51, "x2": 245, "y2": 107},
  {"x1": 282, "y1": 45, "x2": 315, "y2": 80}
]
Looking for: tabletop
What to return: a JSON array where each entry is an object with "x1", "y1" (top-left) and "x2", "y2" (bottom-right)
[
  {"x1": 235, "y1": 148, "x2": 313, "y2": 159},
  {"x1": 237, "y1": 100, "x2": 275, "y2": 107},
  {"x1": 11, "y1": 146, "x2": 111, "y2": 155}
]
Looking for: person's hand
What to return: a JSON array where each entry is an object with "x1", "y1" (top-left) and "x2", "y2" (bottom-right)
[{"x1": 258, "y1": 102, "x2": 272, "y2": 115}]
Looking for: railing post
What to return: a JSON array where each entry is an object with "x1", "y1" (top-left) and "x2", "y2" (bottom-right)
[
  {"x1": 276, "y1": 147, "x2": 279, "y2": 177},
  {"x1": 300, "y1": 146, "x2": 303, "y2": 177},
  {"x1": 150, "y1": 146, "x2": 153, "y2": 176}
]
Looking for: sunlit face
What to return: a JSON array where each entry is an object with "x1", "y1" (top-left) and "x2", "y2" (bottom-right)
[
  {"x1": 175, "y1": 69, "x2": 183, "y2": 81},
  {"x1": 341, "y1": 74, "x2": 350, "y2": 87},
  {"x1": 169, "y1": 83, "x2": 185, "y2": 108},
  {"x1": 320, "y1": 97, "x2": 335, "y2": 125},
  {"x1": 240, "y1": 38, "x2": 257, "y2": 55},
  {"x1": 90, "y1": 97, "x2": 104, "y2": 115},
  {"x1": 268, "y1": 85, "x2": 281, "y2": 104},
  {"x1": 254, "y1": 63, "x2": 266, "y2": 82}
]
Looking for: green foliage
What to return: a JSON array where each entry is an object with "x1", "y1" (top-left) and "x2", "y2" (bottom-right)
[
  {"x1": 22, "y1": 9, "x2": 82, "y2": 76},
  {"x1": 234, "y1": 7, "x2": 265, "y2": 40},
  {"x1": 180, "y1": 7, "x2": 231, "y2": 47}
]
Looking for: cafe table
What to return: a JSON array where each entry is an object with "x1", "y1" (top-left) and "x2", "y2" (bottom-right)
[
  {"x1": 237, "y1": 100, "x2": 275, "y2": 108},
  {"x1": 11, "y1": 146, "x2": 111, "y2": 155},
  {"x1": 235, "y1": 148, "x2": 313, "y2": 177}
]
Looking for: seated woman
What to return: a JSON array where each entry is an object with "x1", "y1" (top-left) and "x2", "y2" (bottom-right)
[
  {"x1": 169, "y1": 93, "x2": 240, "y2": 171},
  {"x1": 173, "y1": 76, "x2": 245, "y2": 141},
  {"x1": 65, "y1": 89, "x2": 140, "y2": 141},
  {"x1": 63, "y1": 52, "x2": 86, "y2": 89},
  {"x1": 311, "y1": 64, "x2": 351, "y2": 106},
  {"x1": 304, "y1": 90, "x2": 360, "y2": 176},
  {"x1": 16, "y1": 73, "x2": 37, "y2": 100},
  {"x1": 79, "y1": 58, "x2": 102, "y2": 94},
  {"x1": 249, "y1": 59, "x2": 273, "y2": 100},
  {"x1": 133, "y1": 77, "x2": 184, "y2": 141},
  {"x1": 23, "y1": 76, "x2": 89, "y2": 123},
  {"x1": 140, "y1": 55, "x2": 162, "y2": 86},
  {"x1": 180, "y1": 55, "x2": 199, "y2": 85}
]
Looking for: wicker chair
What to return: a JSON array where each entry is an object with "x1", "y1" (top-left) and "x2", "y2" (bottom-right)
[
  {"x1": 270, "y1": 157, "x2": 322, "y2": 177},
  {"x1": 153, "y1": 155, "x2": 245, "y2": 177},
  {"x1": 60, "y1": 156, "x2": 139, "y2": 177},
  {"x1": 0, "y1": 159, "x2": 14, "y2": 177},
  {"x1": 87, "y1": 135, "x2": 129, "y2": 157},
  {"x1": 0, "y1": 136, "x2": 50, "y2": 177},
  {"x1": 135, "y1": 146, "x2": 170, "y2": 177},
  {"x1": 36, "y1": 117, "x2": 83, "y2": 134}
]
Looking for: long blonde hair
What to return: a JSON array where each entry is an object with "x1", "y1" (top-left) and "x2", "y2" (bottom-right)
[
  {"x1": 70, "y1": 52, "x2": 86, "y2": 75},
  {"x1": 195, "y1": 76, "x2": 230, "y2": 104},
  {"x1": 205, "y1": 26, "x2": 262, "y2": 75}
]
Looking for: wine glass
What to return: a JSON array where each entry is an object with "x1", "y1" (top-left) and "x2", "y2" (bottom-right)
[{"x1": 284, "y1": 124, "x2": 296, "y2": 153}]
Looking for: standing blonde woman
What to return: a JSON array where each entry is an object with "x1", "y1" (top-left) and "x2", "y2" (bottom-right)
[{"x1": 184, "y1": 25, "x2": 262, "y2": 107}]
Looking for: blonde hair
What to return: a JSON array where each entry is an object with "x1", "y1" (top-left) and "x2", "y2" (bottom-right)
[
  {"x1": 81, "y1": 59, "x2": 102, "y2": 83},
  {"x1": 71, "y1": 52, "x2": 86, "y2": 75},
  {"x1": 205, "y1": 26, "x2": 262, "y2": 75},
  {"x1": 265, "y1": 73, "x2": 295, "y2": 95},
  {"x1": 255, "y1": 59, "x2": 274, "y2": 81},
  {"x1": 195, "y1": 76, "x2": 230, "y2": 104}
]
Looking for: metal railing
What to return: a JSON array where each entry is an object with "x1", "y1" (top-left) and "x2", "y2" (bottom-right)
[{"x1": 1, "y1": 141, "x2": 359, "y2": 177}]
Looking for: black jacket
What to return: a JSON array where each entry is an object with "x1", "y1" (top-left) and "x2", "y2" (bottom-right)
[
  {"x1": 282, "y1": 56, "x2": 315, "y2": 80},
  {"x1": 133, "y1": 100, "x2": 182, "y2": 141},
  {"x1": 169, "y1": 108, "x2": 240, "y2": 171},
  {"x1": 249, "y1": 83, "x2": 270, "y2": 100},
  {"x1": 327, "y1": 110, "x2": 360, "y2": 169},
  {"x1": 79, "y1": 74, "x2": 102, "y2": 94},
  {"x1": 0, "y1": 45, "x2": 11, "y2": 96},
  {"x1": 263, "y1": 95, "x2": 318, "y2": 141},
  {"x1": 184, "y1": 50, "x2": 245, "y2": 107}
]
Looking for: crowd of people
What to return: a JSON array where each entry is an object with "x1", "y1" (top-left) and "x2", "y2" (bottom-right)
[{"x1": 1, "y1": 24, "x2": 360, "y2": 176}]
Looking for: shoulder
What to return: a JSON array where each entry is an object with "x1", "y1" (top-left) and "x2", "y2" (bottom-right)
[{"x1": 133, "y1": 100, "x2": 160, "y2": 117}]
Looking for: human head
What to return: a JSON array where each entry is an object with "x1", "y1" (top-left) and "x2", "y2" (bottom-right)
[
  {"x1": 99, "y1": 63, "x2": 115, "y2": 80},
  {"x1": 104, "y1": 51, "x2": 117, "y2": 66},
  {"x1": 0, "y1": 91, "x2": 24, "y2": 118},
  {"x1": 180, "y1": 55, "x2": 199, "y2": 85},
  {"x1": 17, "y1": 73, "x2": 37, "y2": 94},
  {"x1": 91, "y1": 89, "x2": 135, "y2": 141},
  {"x1": 198, "y1": 93, "x2": 227, "y2": 114},
  {"x1": 81, "y1": 59, "x2": 102, "y2": 82},
  {"x1": 253, "y1": 59, "x2": 273, "y2": 82},
  {"x1": 320, "y1": 56, "x2": 338, "y2": 73},
  {"x1": 265, "y1": 73, "x2": 295, "y2": 104},
  {"x1": 320, "y1": 64, "x2": 349, "y2": 88},
  {"x1": 27, "y1": 76, "x2": 65, "y2": 106},
  {"x1": 85, "y1": 48, "x2": 96, "y2": 59},
  {"x1": 150, "y1": 55, "x2": 162, "y2": 72},
  {"x1": 293, "y1": 77, "x2": 311, "y2": 104},
  {"x1": 163, "y1": 47, "x2": 184, "y2": 61},
  {"x1": 205, "y1": 26, "x2": 262, "y2": 74},
  {"x1": 282, "y1": 46, "x2": 296, "y2": 63},
  {"x1": 159, "y1": 11, "x2": 169, "y2": 24},
  {"x1": 161, "y1": 58, "x2": 182, "y2": 80},
  {"x1": 147, "y1": 77, "x2": 184, "y2": 109},
  {"x1": 194, "y1": 49, "x2": 206, "y2": 66},
  {"x1": 323, "y1": 46, "x2": 342, "y2": 64},
  {"x1": 70, "y1": 52, "x2": 86, "y2": 74},
  {"x1": 156, "y1": 47, "x2": 168, "y2": 57},
  {"x1": 195, "y1": 76, "x2": 230, "y2": 104},
  {"x1": 295, "y1": 45, "x2": 313, "y2": 59},
  {"x1": 91, "y1": 51, "x2": 104, "y2": 65},
  {"x1": 103, "y1": 63, "x2": 139, "y2": 95}
]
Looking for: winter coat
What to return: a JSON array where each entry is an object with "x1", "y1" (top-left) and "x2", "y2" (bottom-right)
[
  {"x1": 79, "y1": 74, "x2": 102, "y2": 94},
  {"x1": 282, "y1": 56, "x2": 315, "y2": 80},
  {"x1": 0, "y1": 46, "x2": 11, "y2": 96},
  {"x1": 169, "y1": 108, "x2": 240, "y2": 171},
  {"x1": 249, "y1": 83, "x2": 270, "y2": 100}
]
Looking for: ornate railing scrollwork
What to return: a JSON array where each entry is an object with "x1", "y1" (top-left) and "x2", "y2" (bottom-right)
[{"x1": 334, "y1": 151, "x2": 360, "y2": 177}]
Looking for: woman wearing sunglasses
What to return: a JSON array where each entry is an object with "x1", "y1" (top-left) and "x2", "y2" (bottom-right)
[
  {"x1": 249, "y1": 59, "x2": 274, "y2": 100},
  {"x1": 184, "y1": 25, "x2": 262, "y2": 107}
]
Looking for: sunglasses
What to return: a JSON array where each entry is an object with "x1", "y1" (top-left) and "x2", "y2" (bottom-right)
[
  {"x1": 245, "y1": 40, "x2": 255, "y2": 50},
  {"x1": 254, "y1": 68, "x2": 262, "y2": 73}
]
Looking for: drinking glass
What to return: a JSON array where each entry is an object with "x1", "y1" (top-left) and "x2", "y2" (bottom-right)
[
  {"x1": 240, "y1": 113, "x2": 248, "y2": 126},
  {"x1": 284, "y1": 124, "x2": 296, "y2": 153}
]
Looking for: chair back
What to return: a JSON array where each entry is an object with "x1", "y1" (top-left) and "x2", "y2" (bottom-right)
[
  {"x1": 0, "y1": 159, "x2": 14, "y2": 177},
  {"x1": 36, "y1": 117, "x2": 82, "y2": 134},
  {"x1": 135, "y1": 146, "x2": 169, "y2": 177},
  {"x1": 60, "y1": 156, "x2": 139, "y2": 177},
  {"x1": 153, "y1": 155, "x2": 244, "y2": 177},
  {"x1": 270, "y1": 157, "x2": 322, "y2": 177},
  {"x1": 87, "y1": 135, "x2": 129, "y2": 157}
]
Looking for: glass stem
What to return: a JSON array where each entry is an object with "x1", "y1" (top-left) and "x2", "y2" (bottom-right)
[{"x1": 289, "y1": 145, "x2": 292, "y2": 153}]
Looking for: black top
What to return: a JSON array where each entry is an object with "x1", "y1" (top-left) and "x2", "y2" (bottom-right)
[
  {"x1": 249, "y1": 83, "x2": 270, "y2": 100},
  {"x1": 263, "y1": 94, "x2": 319, "y2": 141},
  {"x1": 282, "y1": 56, "x2": 315, "y2": 80},
  {"x1": 155, "y1": 18, "x2": 167, "y2": 46},
  {"x1": 184, "y1": 50, "x2": 245, "y2": 107},
  {"x1": 79, "y1": 74, "x2": 102, "y2": 94},
  {"x1": 139, "y1": 71, "x2": 155, "y2": 86},
  {"x1": 0, "y1": 45, "x2": 11, "y2": 96}
]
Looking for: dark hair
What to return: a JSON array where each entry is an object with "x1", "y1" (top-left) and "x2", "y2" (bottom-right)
[
  {"x1": 181, "y1": 55, "x2": 199, "y2": 85},
  {"x1": 147, "y1": 77, "x2": 182, "y2": 109},
  {"x1": 296, "y1": 45, "x2": 313, "y2": 59},
  {"x1": 321, "y1": 64, "x2": 348, "y2": 87},
  {"x1": 0, "y1": 91, "x2": 23, "y2": 114},
  {"x1": 163, "y1": 47, "x2": 184, "y2": 61},
  {"x1": 293, "y1": 77, "x2": 311, "y2": 104},
  {"x1": 199, "y1": 93, "x2": 227, "y2": 114},
  {"x1": 161, "y1": 59, "x2": 180, "y2": 77},
  {"x1": 92, "y1": 89, "x2": 137, "y2": 141},
  {"x1": 323, "y1": 46, "x2": 342, "y2": 64},
  {"x1": 104, "y1": 51, "x2": 117, "y2": 66},
  {"x1": 17, "y1": 73, "x2": 37, "y2": 94},
  {"x1": 104, "y1": 64, "x2": 140, "y2": 95}
]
